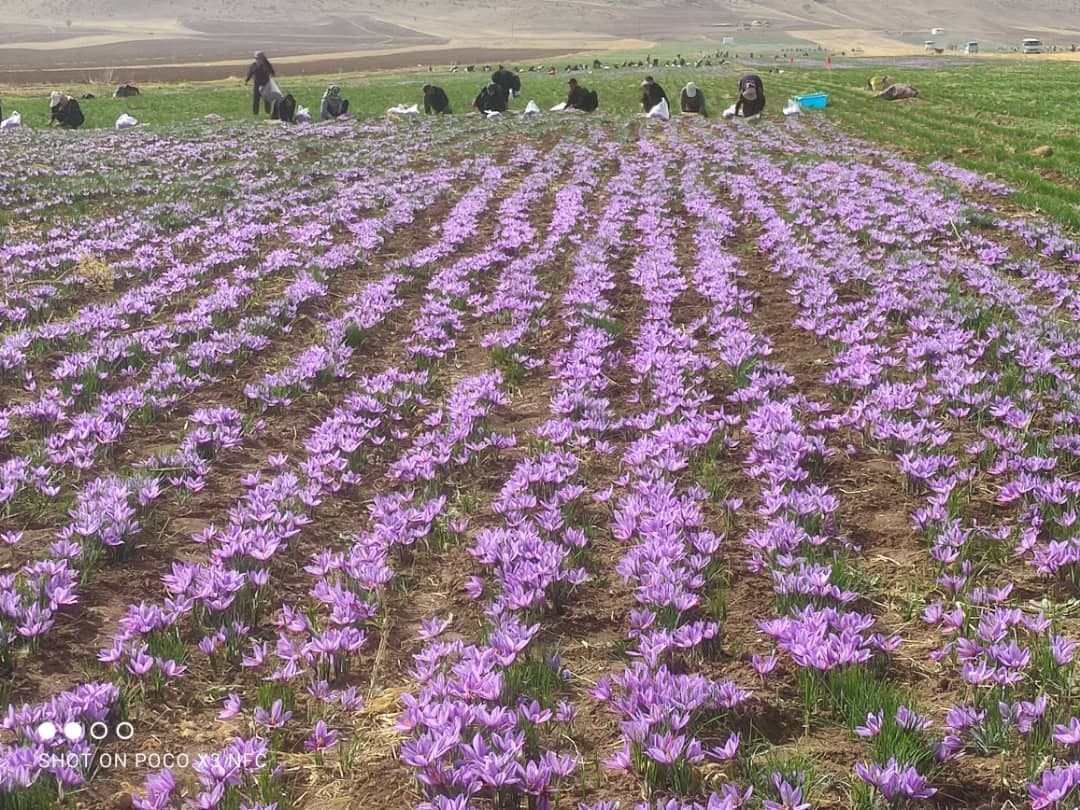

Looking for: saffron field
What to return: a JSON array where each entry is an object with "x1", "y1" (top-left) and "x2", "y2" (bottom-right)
[{"x1": 1, "y1": 111, "x2": 1079, "y2": 810}]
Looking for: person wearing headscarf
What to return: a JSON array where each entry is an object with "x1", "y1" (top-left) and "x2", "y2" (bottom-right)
[
  {"x1": 423, "y1": 84, "x2": 452, "y2": 114},
  {"x1": 49, "y1": 91, "x2": 85, "y2": 129},
  {"x1": 867, "y1": 74, "x2": 893, "y2": 92},
  {"x1": 877, "y1": 83, "x2": 919, "y2": 100},
  {"x1": 680, "y1": 81, "x2": 707, "y2": 116},
  {"x1": 565, "y1": 78, "x2": 598, "y2": 111},
  {"x1": 271, "y1": 94, "x2": 297, "y2": 123},
  {"x1": 473, "y1": 82, "x2": 508, "y2": 114},
  {"x1": 245, "y1": 51, "x2": 276, "y2": 115},
  {"x1": 491, "y1": 65, "x2": 521, "y2": 98},
  {"x1": 734, "y1": 74, "x2": 765, "y2": 117},
  {"x1": 640, "y1": 75, "x2": 668, "y2": 112},
  {"x1": 320, "y1": 85, "x2": 349, "y2": 119}
]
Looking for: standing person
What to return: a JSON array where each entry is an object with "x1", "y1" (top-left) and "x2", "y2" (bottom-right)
[
  {"x1": 49, "y1": 91, "x2": 85, "y2": 129},
  {"x1": 320, "y1": 85, "x2": 349, "y2": 119},
  {"x1": 565, "y1": 77, "x2": 599, "y2": 111},
  {"x1": 734, "y1": 74, "x2": 765, "y2": 117},
  {"x1": 640, "y1": 75, "x2": 668, "y2": 112},
  {"x1": 423, "y1": 84, "x2": 452, "y2": 114},
  {"x1": 680, "y1": 81, "x2": 707, "y2": 116},
  {"x1": 473, "y1": 82, "x2": 508, "y2": 114},
  {"x1": 245, "y1": 51, "x2": 276, "y2": 116}
]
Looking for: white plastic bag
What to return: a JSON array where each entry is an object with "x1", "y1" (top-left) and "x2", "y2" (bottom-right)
[
  {"x1": 115, "y1": 113, "x2": 138, "y2": 129},
  {"x1": 646, "y1": 98, "x2": 670, "y2": 121},
  {"x1": 722, "y1": 104, "x2": 737, "y2": 118},
  {"x1": 260, "y1": 78, "x2": 284, "y2": 103},
  {"x1": 549, "y1": 101, "x2": 567, "y2": 112},
  {"x1": 387, "y1": 103, "x2": 420, "y2": 116},
  {"x1": 0, "y1": 111, "x2": 21, "y2": 129},
  {"x1": 782, "y1": 99, "x2": 802, "y2": 116},
  {"x1": 524, "y1": 100, "x2": 541, "y2": 115},
  {"x1": 295, "y1": 106, "x2": 311, "y2": 124}
]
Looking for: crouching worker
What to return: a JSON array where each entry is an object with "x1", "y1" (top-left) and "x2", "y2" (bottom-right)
[
  {"x1": 474, "y1": 82, "x2": 508, "y2": 114},
  {"x1": 867, "y1": 74, "x2": 892, "y2": 92},
  {"x1": 423, "y1": 84, "x2": 451, "y2": 114},
  {"x1": 491, "y1": 65, "x2": 521, "y2": 98},
  {"x1": 49, "y1": 92, "x2": 85, "y2": 129},
  {"x1": 565, "y1": 78, "x2": 599, "y2": 111},
  {"x1": 680, "y1": 81, "x2": 707, "y2": 116},
  {"x1": 734, "y1": 74, "x2": 765, "y2": 117},
  {"x1": 640, "y1": 75, "x2": 668, "y2": 111},
  {"x1": 320, "y1": 85, "x2": 349, "y2": 119},
  {"x1": 271, "y1": 94, "x2": 297, "y2": 123},
  {"x1": 877, "y1": 83, "x2": 919, "y2": 100}
]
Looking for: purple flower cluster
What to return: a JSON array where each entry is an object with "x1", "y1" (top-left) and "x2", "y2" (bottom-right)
[{"x1": 0, "y1": 682, "x2": 118, "y2": 791}]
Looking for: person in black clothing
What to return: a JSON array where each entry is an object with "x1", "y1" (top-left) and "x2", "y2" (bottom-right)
[
  {"x1": 49, "y1": 92, "x2": 84, "y2": 129},
  {"x1": 491, "y1": 65, "x2": 521, "y2": 98},
  {"x1": 680, "y1": 82, "x2": 707, "y2": 116},
  {"x1": 271, "y1": 94, "x2": 297, "y2": 123},
  {"x1": 565, "y1": 78, "x2": 598, "y2": 112},
  {"x1": 245, "y1": 51, "x2": 276, "y2": 116},
  {"x1": 474, "y1": 82, "x2": 508, "y2": 114},
  {"x1": 423, "y1": 84, "x2": 452, "y2": 114},
  {"x1": 734, "y1": 74, "x2": 765, "y2": 117},
  {"x1": 640, "y1": 76, "x2": 668, "y2": 111}
]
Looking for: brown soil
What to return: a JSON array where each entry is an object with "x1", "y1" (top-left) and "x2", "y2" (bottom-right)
[
  {"x1": 6, "y1": 116, "x2": 1065, "y2": 810},
  {"x1": 0, "y1": 47, "x2": 575, "y2": 85}
]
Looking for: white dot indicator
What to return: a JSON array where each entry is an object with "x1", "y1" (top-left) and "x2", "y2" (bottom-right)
[
  {"x1": 63, "y1": 722, "x2": 84, "y2": 741},
  {"x1": 37, "y1": 722, "x2": 58, "y2": 742},
  {"x1": 89, "y1": 722, "x2": 108, "y2": 741},
  {"x1": 116, "y1": 721, "x2": 135, "y2": 741}
]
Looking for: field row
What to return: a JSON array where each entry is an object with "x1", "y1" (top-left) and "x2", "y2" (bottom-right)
[{"x1": 1, "y1": 113, "x2": 1079, "y2": 810}]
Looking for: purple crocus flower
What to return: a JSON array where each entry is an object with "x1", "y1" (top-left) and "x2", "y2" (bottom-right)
[{"x1": 304, "y1": 720, "x2": 339, "y2": 752}]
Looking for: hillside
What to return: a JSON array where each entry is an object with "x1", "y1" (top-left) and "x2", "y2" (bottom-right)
[{"x1": 0, "y1": 0, "x2": 1077, "y2": 76}]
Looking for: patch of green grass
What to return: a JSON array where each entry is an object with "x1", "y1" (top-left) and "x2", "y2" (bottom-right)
[
  {"x1": 5, "y1": 57, "x2": 1076, "y2": 228},
  {"x1": 745, "y1": 747, "x2": 827, "y2": 808}
]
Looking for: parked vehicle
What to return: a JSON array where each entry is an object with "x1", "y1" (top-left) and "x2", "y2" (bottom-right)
[{"x1": 1022, "y1": 38, "x2": 1044, "y2": 53}]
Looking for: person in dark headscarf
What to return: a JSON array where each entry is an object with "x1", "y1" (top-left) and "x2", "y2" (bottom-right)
[
  {"x1": 473, "y1": 82, "x2": 508, "y2": 114},
  {"x1": 734, "y1": 74, "x2": 765, "y2": 117},
  {"x1": 565, "y1": 78, "x2": 598, "y2": 111},
  {"x1": 491, "y1": 65, "x2": 521, "y2": 98},
  {"x1": 245, "y1": 51, "x2": 276, "y2": 116},
  {"x1": 680, "y1": 81, "x2": 707, "y2": 116},
  {"x1": 640, "y1": 75, "x2": 668, "y2": 112},
  {"x1": 271, "y1": 94, "x2": 297, "y2": 123},
  {"x1": 423, "y1": 84, "x2": 452, "y2": 114}
]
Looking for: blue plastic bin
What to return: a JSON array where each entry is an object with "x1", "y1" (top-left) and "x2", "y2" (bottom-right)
[{"x1": 795, "y1": 92, "x2": 829, "y2": 109}]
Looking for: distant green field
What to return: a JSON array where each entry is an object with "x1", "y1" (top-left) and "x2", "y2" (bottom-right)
[{"x1": 2, "y1": 59, "x2": 1076, "y2": 230}]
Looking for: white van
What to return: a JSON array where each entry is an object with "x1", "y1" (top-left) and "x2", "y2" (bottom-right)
[
  {"x1": 1022, "y1": 38, "x2": 1044, "y2": 53},
  {"x1": 965, "y1": 41, "x2": 979, "y2": 54},
  {"x1": 924, "y1": 40, "x2": 936, "y2": 51}
]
